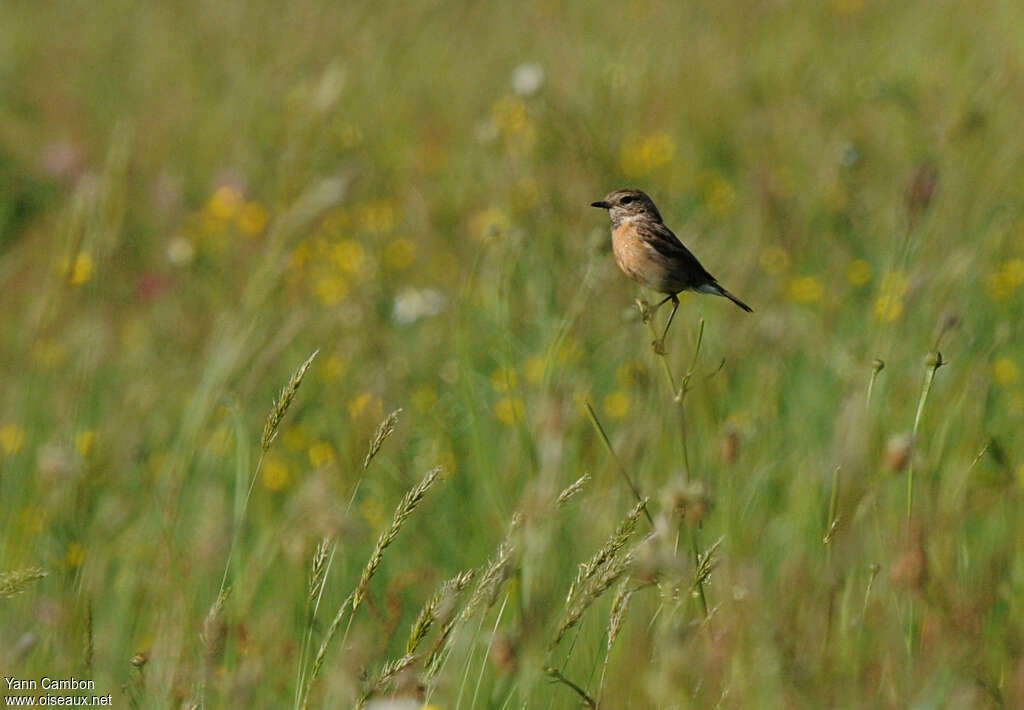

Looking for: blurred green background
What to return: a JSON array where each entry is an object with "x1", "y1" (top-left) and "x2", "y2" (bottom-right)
[{"x1": 2, "y1": 0, "x2": 1024, "y2": 707}]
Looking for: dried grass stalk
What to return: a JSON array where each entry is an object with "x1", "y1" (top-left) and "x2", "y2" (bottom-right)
[
  {"x1": 364, "y1": 408, "x2": 402, "y2": 469},
  {"x1": 261, "y1": 349, "x2": 318, "y2": 451},
  {"x1": 0, "y1": 567, "x2": 47, "y2": 598},
  {"x1": 202, "y1": 586, "x2": 232, "y2": 666},
  {"x1": 551, "y1": 499, "x2": 647, "y2": 649},
  {"x1": 556, "y1": 474, "x2": 590, "y2": 507},
  {"x1": 303, "y1": 466, "x2": 443, "y2": 708},
  {"x1": 355, "y1": 653, "x2": 417, "y2": 710},
  {"x1": 407, "y1": 569, "x2": 475, "y2": 655}
]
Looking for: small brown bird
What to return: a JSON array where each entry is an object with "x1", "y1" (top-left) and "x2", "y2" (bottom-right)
[{"x1": 591, "y1": 188, "x2": 752, "y2": 350}]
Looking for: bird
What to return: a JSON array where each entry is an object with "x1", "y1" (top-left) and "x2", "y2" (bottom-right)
[{"x1": 591, "y1": 188, "x2": 752, "y2": 351}]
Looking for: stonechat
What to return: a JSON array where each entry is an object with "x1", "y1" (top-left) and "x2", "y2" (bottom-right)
[{"x1": 591, "y1": 188, "x2": 752, "y2": 350}]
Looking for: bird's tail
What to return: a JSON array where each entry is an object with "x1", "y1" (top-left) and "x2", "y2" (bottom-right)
[{"x1": 699, "y1": 282, "x2": 753, "y2": 313}]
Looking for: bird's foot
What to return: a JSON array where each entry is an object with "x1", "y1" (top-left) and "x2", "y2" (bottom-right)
[
  {"x1": 651, "y1": 338, "x2": 667, "y2": 355},
  {"x1": 636, "y1": 299, "x2": 653, "y2": 324}
]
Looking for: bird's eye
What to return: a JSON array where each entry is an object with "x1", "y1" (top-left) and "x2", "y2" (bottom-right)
[{"x1": 620, "y1": 196, "x2": 634, "y2": 204}]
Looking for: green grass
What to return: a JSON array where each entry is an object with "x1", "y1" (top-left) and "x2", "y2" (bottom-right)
[{"x1": 3, "y1": 0, "x2": 1024, "y2": 707}]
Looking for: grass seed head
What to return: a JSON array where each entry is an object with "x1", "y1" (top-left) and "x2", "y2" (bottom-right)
[
  {"x1": 0, "y1": 567, "x2": 47, "y2": 598},
  {"x1": 364, "y1": 408, "x2": 402, "y2": 469},
  {"x1": 261, "y1": 349, "x2": 319, "y2": 451}
]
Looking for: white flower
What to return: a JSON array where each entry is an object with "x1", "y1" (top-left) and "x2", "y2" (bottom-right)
[
  {"x1": 166, "y1": 236, "x2": 195, "y2": 266},
  {"x1": 512, "y1": 62, "x2": 545, "y2": 96},
  {"x1": 392, "y1": 287, "x2": 445, "y2": 324}
]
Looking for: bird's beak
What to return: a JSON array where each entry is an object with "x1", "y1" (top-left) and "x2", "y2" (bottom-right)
[{"x1": 590, "y1": 201, "x2": 611, "y2": 209}]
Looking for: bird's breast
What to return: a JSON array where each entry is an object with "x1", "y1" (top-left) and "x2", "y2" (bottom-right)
[{"x1": 612, "y1": 222, "x2": 654, "y2": 286}]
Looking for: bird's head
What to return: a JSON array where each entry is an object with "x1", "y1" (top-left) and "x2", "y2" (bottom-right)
[{"x1": 590, "y1": 188, "x2": 662, "y2": 226}]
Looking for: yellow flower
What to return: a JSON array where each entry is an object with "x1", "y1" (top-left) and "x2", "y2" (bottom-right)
[
  {"x1": 74, "y1": 430, "x2": 95, "y2": 457},
  {"x1": 874, "y1": 271, "x2": 908, "y2": 322},
  {"x1": 206, "y1": 185, "x2": 243, "y2": 219},
  {"x1": 323, "y1": 354, "x2": 346, "y2": 383},
  {"x1": 490, "y1": 366, "x2": 518, "y2": 393},
  {"x1": 992, "y1": 357, "x2": 1019, "y2": 386},
  {"x1": 494, "y1": 396, "x2": 524, "y2": 426},
  {"x1": 985, "y1": 258, "x2": 1024, "y2": 301},
  {"x1": 314, "y1": 275, "x2": 348, "y2": 306},
  {"x1": 383, "y1": 238, "x2": 417, "y2": 270},
  {"x1": 349, "y1": 392, "x2": 382, "y2": 420},
  {"x1": 620, "y1": 132, "x2": 675, "y2": 177},
  {"x1": 349, "y1": 392, "x2": 372, "y2": 418},
  {"x1": 1004, "y1": 258, "x2": 1024, "y2": 285},
  {"x1": 412, "y1": 385, "x2": 439, "y2": 413},
  {"x1": 360, "y1": 497, "x2": 386, "y2": 529},
  {"x1": 68, "y1": 252, "x2": 93, "y2": 285},
  {"x1": 616, "y1": 361, "x2": 648, "y2": 388},
  {"x1": 332, "y1": 239, "x2": 366, "y2": 275},
  {"x1": 237, "y1": 201, "x2": 269, "y2": 236},
  {"x1": 358, "y1": 200, "x2": 398, "y2": 233},
  {"x1": 759, "y1": 246, "x2": 790, "y2": 275},
  {"x1": 785, "y1": 275, "x2": 823, "y2": 303},
  {"x1": 262, "y1": 454, "x2": 291, "y2": 491},
  {"x1": 847, "y1": 259, "x2": 872, "y2": 286},
  {"x1": 66, "y1": 542, "x2": 85, "y2": 568},
  {"x1": 491, "y1": 95, "x2": 529, "y2": 136},
  {"x1": 282, "y1": 425, "x2": 310, "y2": 451},
  {"x1": 469, "y1": 208, "x2": 511, "y2": 240},
  {"x1": 308, "y1": 441, "x2": 336, "y2": 468},
  {"x1": 1, "y1": 425, "x2": 26, "y2": 455},
  {"x1": 603, "y1": 390, "x2": 631, "y2": 420},
  {"x1": 523, "y1": 356, "x2": 546, "y2": 385},
  {"x1": 703, "y1": 175, "x2": 736, "y2": 216}
]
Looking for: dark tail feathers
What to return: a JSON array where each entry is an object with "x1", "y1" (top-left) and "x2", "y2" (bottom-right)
[{"x1": 700, "y1": 282, "x2": 753, "y2": 313}]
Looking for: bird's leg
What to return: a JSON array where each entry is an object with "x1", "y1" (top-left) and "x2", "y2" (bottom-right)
[
  {"x1": 652, "y1": 294, "x2": 680, "y2": 355},
  {"x1": 637, "y1": 294, "x2": 674, "y2": 324}
]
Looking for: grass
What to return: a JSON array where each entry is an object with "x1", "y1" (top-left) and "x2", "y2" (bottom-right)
[{"x1": 3, "y1": 0, "x2": 1024, "y2": 707}]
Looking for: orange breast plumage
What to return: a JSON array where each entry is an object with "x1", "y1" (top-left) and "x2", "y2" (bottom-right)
[
  {"x1": 612, "y1": 221, "x2": 677, "y2": 292},
  {"x1": 611, "y1": 222, "x2": 647, "y2": 283}
]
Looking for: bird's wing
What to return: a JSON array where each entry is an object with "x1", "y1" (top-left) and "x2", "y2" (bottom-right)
[{"x1": 636, "y1": 220, "x2": 715, "y2": 282}]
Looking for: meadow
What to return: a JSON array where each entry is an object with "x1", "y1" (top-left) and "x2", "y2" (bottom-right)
[{"x1": 2, "y1": 1, "x2": 1024, "y2": 707}]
